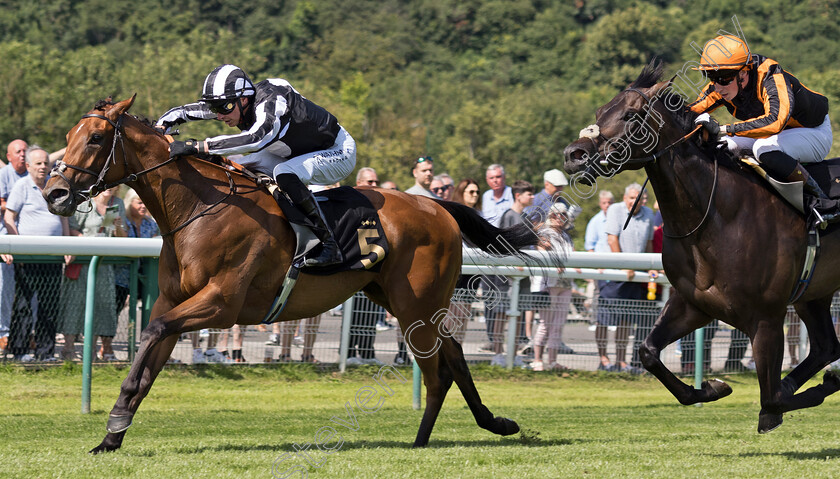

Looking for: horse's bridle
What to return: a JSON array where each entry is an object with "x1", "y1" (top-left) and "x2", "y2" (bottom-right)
[
  {"x1": 51, "y1": 113, "x2": 130, "y2": 202},
  {"x1": 53, "y1": 112, "x2": 237, "y2": 236},
  {"x1": 602, "y1": 87, "x2": 714, "y2": 239}
]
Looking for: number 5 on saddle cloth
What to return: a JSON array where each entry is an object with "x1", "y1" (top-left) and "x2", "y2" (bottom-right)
[{"x1": 262, "y1": 178, "x2": 390, "y2": 323}]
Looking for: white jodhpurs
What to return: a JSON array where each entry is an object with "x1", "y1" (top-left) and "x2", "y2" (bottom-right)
[
  {"x1": 236, "y1": 126, "x2": 357, "y2": 185},
  {"x1": 724, "y1": 114, "x2": 833, "y2": 163}
]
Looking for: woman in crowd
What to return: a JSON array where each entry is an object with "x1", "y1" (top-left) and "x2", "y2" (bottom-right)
[
  {"x1": 114, "y1": 188, "x2": 160, "y2": 314},
  {"x1": 531, "y1": 202, "x2": 575, "y2": 371},
  {"x1": 60, "y1": 186, "x2": 126, "y2": 361},
  {"x1": 446, "y1": 179, "x2": 483, "y2": 344}
]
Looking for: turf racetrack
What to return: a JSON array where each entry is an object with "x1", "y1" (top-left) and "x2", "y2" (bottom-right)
[{"x1": 2, "y1": 363, "x2": 840, "y2": 478}]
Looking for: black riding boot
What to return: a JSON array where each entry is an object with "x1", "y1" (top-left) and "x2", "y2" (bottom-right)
[
  {"x1": 784, "y1": 164, "x2": 828, "y2": 199},
  {"x1": 275, "y1": 173, "x2": 344, "y2": 267},
  {"x1": 782, "y1": 164, "x2": 840, "y2": 226}
]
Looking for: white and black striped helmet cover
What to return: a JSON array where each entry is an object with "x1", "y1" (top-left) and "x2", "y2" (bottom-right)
[{"x1": 200, "y1": 64, "x2": 255, "y2": 101}]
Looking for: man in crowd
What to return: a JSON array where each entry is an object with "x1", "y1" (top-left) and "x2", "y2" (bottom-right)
[
  {"x1": 527, "y1": 169, "x2": 569, "y2": 223},
  {"x1": 0, "y1": 139, "x2": 28, "y2": 355},
  {"x1": 481, "y1": 164, "x2": 512, "y2": 227},
  {"x1": 404, "y1": 156, "x2": 438, "y2": 198}
]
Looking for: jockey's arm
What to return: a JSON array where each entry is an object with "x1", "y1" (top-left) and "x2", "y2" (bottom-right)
[
  {"x1": 688, "y1": 83, "x2": 724, "y2": 115},
  {"x1": 203, "y1": 100, "x2": 284, "y2": 157},
  {"x1": 155, "y1": 103, "x2": 216, "y2": 133}
]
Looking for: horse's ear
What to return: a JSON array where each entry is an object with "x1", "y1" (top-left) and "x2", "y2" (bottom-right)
[
  {"x1": 111, "y1": 94, "x2": 137, "y2": 117},
  {"x1": 647, "y1": 80, "x2": 672, "y2": 98}
]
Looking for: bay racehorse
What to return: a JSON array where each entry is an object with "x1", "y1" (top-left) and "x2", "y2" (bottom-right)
[
  {"x1": 44, "y1": 96, "x2": 543, "y2": 453},
  {"x1": 563, "y1": 61, "x2": 840, "y2": 433}
]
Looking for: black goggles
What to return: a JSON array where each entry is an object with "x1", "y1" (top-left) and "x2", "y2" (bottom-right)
[
  {"x1": 205, "y1": 100, "x2": 237, "y2": 115},
  {"x1": 707, "y1": 71, "x2": 739, "y2": 86}
]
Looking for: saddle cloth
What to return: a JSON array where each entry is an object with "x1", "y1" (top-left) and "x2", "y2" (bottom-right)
[
  {"x1": 272, "y1": 185, "x2": 389, "y2": 275},
  {"x1": 196, "y1": 154, "x2": 389, "y2": 274}
]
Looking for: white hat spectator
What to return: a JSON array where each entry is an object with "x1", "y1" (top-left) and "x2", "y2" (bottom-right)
[{"x1": 544, "y1": 169, "x2": 568, "y2": 186}]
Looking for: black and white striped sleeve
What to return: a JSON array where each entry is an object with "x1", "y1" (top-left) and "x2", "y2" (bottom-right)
[
  {"x1": 204, "y1": 97, "x2": 288, "y2": 156},
  {"x1": 155, "y1": 103, "x2": 216, "y2": 130}
]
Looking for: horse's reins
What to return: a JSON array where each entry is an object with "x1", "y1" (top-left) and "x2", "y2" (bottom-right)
[
  {"x1": 617, "y1": 88, "x2": 713, "y2": 238},
  {"x1": 52, "y1": 113, "x2": 238, "y2": 236}
]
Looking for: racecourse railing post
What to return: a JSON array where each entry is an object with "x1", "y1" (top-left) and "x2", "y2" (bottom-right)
[
  {"x1": 141, "y1": 258, "x2": 159, "y2": 331},
  {"x1": 412, "y1": 358, "x2": 421, "y2": 410},
  {"x1": 694, "y1": 325, "x2": 704, "y2": 405},
  {"x1": 82, "y1": 255, "x2": 102, "y2": 414},
  {"x1": 799, "y1": 320, "x2": 807, "y2": 365},
  {"x1": 128, "y1": 259, "x2": 139, "y2": 362},
  {"x1": 338, "y1": 295, "x2": 355, "y2": 372},
  {"x1": 506, "y1": 277, "x2": 522, "y2": 369}
]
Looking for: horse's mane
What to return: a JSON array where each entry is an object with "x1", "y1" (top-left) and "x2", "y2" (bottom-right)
[
  {"x1": 93, "y1": 98, "x2": 159, "y2": 133},
  {"x1": 630, "y1": 61, "x2": 743, "y2": 171}
]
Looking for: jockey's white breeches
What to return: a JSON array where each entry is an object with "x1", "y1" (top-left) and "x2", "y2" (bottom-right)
[
  {"x1": 724, "y1": 114, "x2": 833, "y2": 163},
  {"x1": 236, "y1": 126, "x2": 356, "y2": 185}
]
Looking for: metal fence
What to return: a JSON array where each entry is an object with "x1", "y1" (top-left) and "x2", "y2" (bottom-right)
[
  {"x1": 0, "y1": 256, "x2": 818, "y2": 376},
  {"x1": 0, "y1": 238, "x2": 827, "y2": 376}
]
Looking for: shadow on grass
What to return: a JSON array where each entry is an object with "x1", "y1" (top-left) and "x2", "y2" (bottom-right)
[
  {"x1": 168, "y1": 436, "x2": 592, "y2": 455},
  {"x1": 739, "y1": 448, "x2": 840, "y2": 461}
]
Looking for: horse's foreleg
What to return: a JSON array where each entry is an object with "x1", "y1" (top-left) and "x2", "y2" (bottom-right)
[
  {"x1": 751, "y1": 319, "x2": 786, "y2": 433},
  {"x1": 90, "y1": 333, "x2": 179, "y2": 454},
  {"x1": 638, "y1": 292, "x2": 731, "y2": 405},
  {"x1": 91, "y1": 284, "x2": 242, "y2": 454}
]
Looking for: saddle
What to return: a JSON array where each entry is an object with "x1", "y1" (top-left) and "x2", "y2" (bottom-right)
[
  {"x1": 198, "y1": 155, "x2": 388, "y2": 273},
  {"x1": 740, "y1": 156, "x2": 840, "y2": 303},
  {"x1": 197, "y1": 155, "x2": 389, "y2": 322},
  {"x1": 740, "y1": 157, "x2": 840, "y2": 218}
]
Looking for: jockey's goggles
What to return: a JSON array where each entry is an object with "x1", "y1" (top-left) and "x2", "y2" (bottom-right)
[
  {"x1": 205, "y1": 100, "x2": 237, "y2": 115},
  {"x1": 707, "y1": 70, "x2": 739, "y2": 86}
]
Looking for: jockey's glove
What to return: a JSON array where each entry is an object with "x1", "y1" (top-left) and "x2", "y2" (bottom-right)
[
  {"x1": 169, "y1": 139, "x2": 206, "y2": 158},
  {"x1": 694, "y1": 113, "x2": 720, "y2": 138}
]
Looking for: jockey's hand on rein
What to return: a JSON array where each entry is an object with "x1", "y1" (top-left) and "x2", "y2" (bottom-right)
[
  {"x1": 694, "y1": 113, "x2": 720, "y2": 139},
  {"x1": 169, "y1": 139, "x2": 206, "y2": 158}
]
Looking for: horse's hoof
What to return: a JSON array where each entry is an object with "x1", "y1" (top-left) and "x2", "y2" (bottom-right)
[
  {"x1": 824, "y1": 370, "x2": 840, "y2": 392},
  {"x1": 106, "y1": 414, "x2": 133, "y2": 433},
  {"x1": 493, "y1": 416, "x2": 520, "y2": 436},
  {"x1": 701, "y1": 378, "x2": 732, "y2": 401},
  {"x1": 758, "y1": 411, "x2": 783, "y2": 434},
  {"x1": 89, "y1": 440, "x2": 121, "y2": 455},
  {"x1": 89, "y1": 432, "x2": 125, "y2": 454}
]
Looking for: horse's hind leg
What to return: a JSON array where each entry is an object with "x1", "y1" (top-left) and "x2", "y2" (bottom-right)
[
  {"x1": 438, "y1": 335, "x2": 519, "y2": 436},
  {"x1": 784, "y1": 297, "x2": 840, "y2": 390},
  {"x1": 757, "y1": 297, "x2": 840, "y2": 433},
  {"x1": 638, "y1": 291, "x2": 732, "y2": 405},
  {"x1": 412, "y1": 352, "x2": 452, "y2": 448}
]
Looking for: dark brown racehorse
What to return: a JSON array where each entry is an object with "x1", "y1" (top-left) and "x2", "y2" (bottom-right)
[
  {"x1": 44, "y1": 96, "x2": 539, "y2": 453},
  {"x1": 563, "y1": 61, "x2": 840, "y2": 433}
]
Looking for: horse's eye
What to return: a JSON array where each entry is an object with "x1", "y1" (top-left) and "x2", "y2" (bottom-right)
[
  {"x1": 89, "y1": 133, "x2": 103, "y2": 145},
  {"x1": 623, "y1": 112, "x2": 637, "y2": 122}
]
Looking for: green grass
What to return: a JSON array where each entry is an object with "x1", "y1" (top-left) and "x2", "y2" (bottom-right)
[{"x1": 2, "y1": 363, "x2": 840, "y2": 478}]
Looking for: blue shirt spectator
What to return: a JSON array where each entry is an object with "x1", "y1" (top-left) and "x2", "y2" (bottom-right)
[
  {"x1": 526, "y1": 169, "x2": 569, "y2": 224},
  {"x1": 584, "y1": 191, "x2": 615, "y2": 252}
]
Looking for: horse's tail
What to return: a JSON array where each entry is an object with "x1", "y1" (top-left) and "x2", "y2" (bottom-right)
[{"x1": 432, "y1": 199, "x2": 540, "y2": 257}]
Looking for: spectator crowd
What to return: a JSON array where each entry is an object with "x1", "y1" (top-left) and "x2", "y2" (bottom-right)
[{"x1": 1, "y1": 140, "x2": 800, "y2": 374}]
